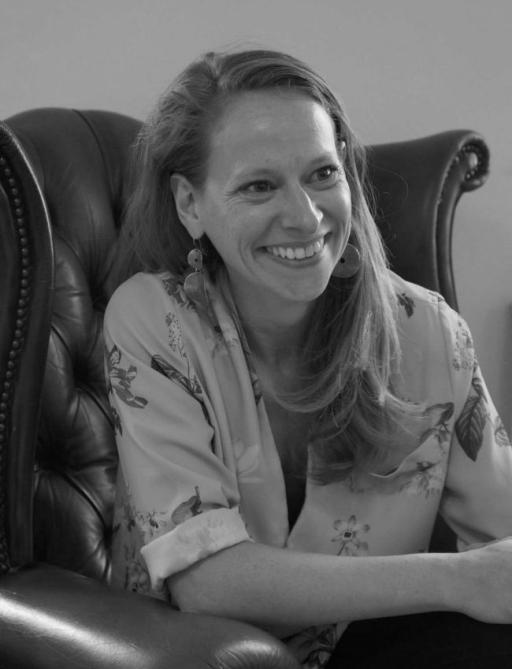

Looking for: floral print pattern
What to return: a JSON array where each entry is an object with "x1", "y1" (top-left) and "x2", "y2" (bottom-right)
[
  {"x1": 418, "y1": 402, "x2": 454, "y2": 446},
  {"x1": 331, "y1": 515, "x2": 370, "y2": 556},
  {"x1": 171, "y1": 487, "x2": 203, "y2": 525},
  {"x1": 397, "y1": 291, "x2": 415, "y2": 317},
  {"x1": 106, "y1": 345, "x2": 148, "y2": 434},
  {"x1": 288, "y1": 624, "x2": 342, "y2": 669},
  {"x1": 495, "y1": 416, "x2": 511, "y2": 448},
  {"x1": 452, "y1": 318, "x2": 475, "y2": 371},
  {"x1": 399, "y1": 460, "x2": 445, "y2": 497},
  {"x1": 103, "y1": 270, "x2": 512, "y2": 669},
  {"x1": 106, "y1": 345, "x2": 148, "y2": 409},
  {"x1": 151, "y1": 354, "x2": 213, "y2": 431},
  {"x1": 166, "y1": 312, "x2": 186, "y2": 356},
  {"x1": 455, "y1": 368, "x2": 489, "y2": 461},
  {"x1": 340, "y1": 401, "x2": 452, "y2": 499},
  {"x1": 162, "y1": 275, "x2": 195, "y2": 310}
]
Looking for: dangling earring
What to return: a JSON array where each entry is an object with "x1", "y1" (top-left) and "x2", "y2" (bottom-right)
[
  {"x1": 183, "y1": 239, "x2": 222, "y2": 334},
  {"x1": 332, "y1": 243, "x2": 361, "y2": 278},
  {"x1": 183, "y1": 239, "x2": 207, "y2": 305}
]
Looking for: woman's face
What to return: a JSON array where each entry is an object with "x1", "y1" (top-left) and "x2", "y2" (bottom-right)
[{"x1": 179, "y1": 90, "x2": 352, "y2": 315}]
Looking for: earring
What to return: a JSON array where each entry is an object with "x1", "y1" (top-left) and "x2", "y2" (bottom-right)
[
  {"x1": 332, "y1": 243, "x2": 361, "y2": 278},
  {"x1": 183, "y1": 240, "x2": 207, "y2": 304}
]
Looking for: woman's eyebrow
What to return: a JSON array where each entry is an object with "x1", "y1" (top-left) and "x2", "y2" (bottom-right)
[{"x1": 233, "y1": 152, "x2": 340, "y2": 177}]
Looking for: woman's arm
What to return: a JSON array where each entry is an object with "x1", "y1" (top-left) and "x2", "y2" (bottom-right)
[{"x1": 170, "y1": 537, "x2": 512, "y2": 634}]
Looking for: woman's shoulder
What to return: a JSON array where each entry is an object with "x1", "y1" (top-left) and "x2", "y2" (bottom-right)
[
  {"x1": 390, "y1": 271, "x2": 449, "y2": 316},
  {"x1": 104, "y1": 271, "x2": 195, "y2": 338},
  {"x1": 389, "y1": 271, "x2": 471, "y2": 360},
  {"x1": 106, "y1": 271, "x2": 190, "y2": 315},
  {"x1": 109, "y1": 270, "x2": 163, "y2": 300}
]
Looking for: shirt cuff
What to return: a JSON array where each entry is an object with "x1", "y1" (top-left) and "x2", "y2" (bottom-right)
[{"x1": 140, "y1": 507, "x2": 251, "y2": 591}]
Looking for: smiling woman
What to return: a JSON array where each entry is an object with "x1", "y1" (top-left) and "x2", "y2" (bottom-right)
[
  {"x1": 171, "y1": 90, "x2": 351, "y2": 312},
  {"x1": 105, "y1": 50, "x2": 512, "y2": 668}
]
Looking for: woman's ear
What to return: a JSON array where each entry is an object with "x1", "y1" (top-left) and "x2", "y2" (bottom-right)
[{"x1": 170, "y1": 174, "x2": 204, "y2": 239}]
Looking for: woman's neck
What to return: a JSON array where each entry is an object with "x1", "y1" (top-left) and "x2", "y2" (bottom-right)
[
  {"x1": 216, "y1": 267, "x2": 316, "y2": 370},
  {"x1": 235, "y1": 296, "x2": 313, "y2": 371}
]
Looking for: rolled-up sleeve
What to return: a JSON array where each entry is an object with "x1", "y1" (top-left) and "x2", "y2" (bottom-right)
[
  {"x1": 141, "y1": 508, "x2": 249, "y2": 590},
  {"x1": 104, "y1": 276, "x2": 251, "y2": 593}
]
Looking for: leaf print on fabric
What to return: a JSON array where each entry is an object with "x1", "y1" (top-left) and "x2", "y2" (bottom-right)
[
  {"x1": 166, "y1": 312, "x2": 186, "y2": 357},
  {"x1": 151, "y1": 354, "x2": 202, "y2": 396},
  {"x1": 455, "y1": 374, "x2": 488, "y2": 461},
  {"x1": 397, "y1": 292, "x2": 415, "y2": 317},
  {"x1": 427, "y1": 290, "x2": 445, "y2": 305},
  {"x1": 204, "y1": 319, "x2": 240, "y2": 359},
  {"x1": 151, "y1": 354, "x2": 213, "y2": 431},
  {"x1": 118, "y1": 497, "x2": 170, "y2": 541},
  {"x1": 399, "y1": 460, "x2": 444, "y2": 498},
  {"x1": 494, "y1": 415, "x2": 511, "y2": 448},
  {"x1": 171, "y1": 487, "x2": 203, "y2": 525},
  {"x1": 106, "y1": 345, "x2": 148, "y2": 410},
  {"x1": 110, "y1": 406, "x2": 123, "y2": 435},
  {"x1": 331, "y1": 515, "x2": 370, "y2": 556},
  {"x1": 162, "y1": 275, "x2": 195, "y2": 310},
  {"x1": 123, "y1": 547, "x2": 151, "y2": 594},
  {"x1": 452, "y1": 318, "x2": 475, "y2": 371},
  {"x1": 291, "y1": 624, "x2": 340, "y2": 669},
  {"x1": 418, "y1": 402, "x2": 454, "y2": 446}
]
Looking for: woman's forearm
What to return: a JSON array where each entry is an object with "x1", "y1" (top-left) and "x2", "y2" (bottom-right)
[{"x1": 169, "y1": 540, "x2": 462, "y2": 631}]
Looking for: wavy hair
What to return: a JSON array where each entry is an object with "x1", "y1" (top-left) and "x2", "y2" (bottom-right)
[{"x1": 116, "y1": 49, "x2": 418, "y2": 482}]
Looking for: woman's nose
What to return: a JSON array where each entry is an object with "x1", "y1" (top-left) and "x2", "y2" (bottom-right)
[{"x1": 281, "y1": 185, "x2": 323, "y2": 231}]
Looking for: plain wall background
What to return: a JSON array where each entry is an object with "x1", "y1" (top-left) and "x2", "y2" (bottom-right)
[{"x1": 2, "y1": 0, "x2": 511, "y2": 427}]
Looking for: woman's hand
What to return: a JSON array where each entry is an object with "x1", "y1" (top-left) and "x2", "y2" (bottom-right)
[{"x1": 453, "y1": 537, "x2": 512, "y2": 624}]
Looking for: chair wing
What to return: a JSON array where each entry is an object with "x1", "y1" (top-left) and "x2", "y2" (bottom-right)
[{"x1": 367, "y1": 130, "x2": 489, "y2": 310}]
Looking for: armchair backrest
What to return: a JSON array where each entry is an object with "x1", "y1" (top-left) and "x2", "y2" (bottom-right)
[
  {"x1": 366, "y1": 131, "x2": 488, "y2": 310},
  {"x1": 0, "y1": 108, "x2": 489, "y2": 579}
]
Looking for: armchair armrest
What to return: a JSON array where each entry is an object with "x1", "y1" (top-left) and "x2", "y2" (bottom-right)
[{"x1": 0, "y1": 563, "x2": 300, "y2": 669}]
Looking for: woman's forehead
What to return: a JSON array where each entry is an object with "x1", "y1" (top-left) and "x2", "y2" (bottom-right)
[{"x1": 207, "y1": 90, "x2": 339, "y2": 161}]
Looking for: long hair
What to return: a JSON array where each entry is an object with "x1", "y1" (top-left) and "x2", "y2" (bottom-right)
[{"x1": 116, "y1": 49, "x2": 417, "y2": 482}]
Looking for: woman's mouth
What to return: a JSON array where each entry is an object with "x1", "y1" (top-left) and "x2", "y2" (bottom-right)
[{"x1": 265, "y1": 237, "x2": 325, "y2": 260}]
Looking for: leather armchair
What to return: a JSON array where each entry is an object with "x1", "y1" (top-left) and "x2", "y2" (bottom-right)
[{"x1": 0, "y1": 108, "x2": 489, "y2": 668}]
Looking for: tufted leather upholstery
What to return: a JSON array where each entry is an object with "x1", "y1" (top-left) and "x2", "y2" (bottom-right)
[
  {"x1": 366, "y1": 132, "x2": 489, "y2": 311},
  {"x1": 0, "y1": 108, "x2": 489, "y2": 668},
  {"x1": 17, "y1": 109, "x2": 139, "y2": 581}
]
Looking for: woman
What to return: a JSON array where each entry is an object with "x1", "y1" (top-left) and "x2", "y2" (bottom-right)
[{"x1": 104, "y1": 49, "x2": 512, "y2": 668}]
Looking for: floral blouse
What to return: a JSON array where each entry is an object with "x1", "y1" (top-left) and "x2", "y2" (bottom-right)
[{"x1": 104, "y1": 269, "x2": 512, "y2": 669}]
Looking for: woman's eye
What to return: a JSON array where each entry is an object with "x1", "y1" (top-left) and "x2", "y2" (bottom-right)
[
  {"x1": 312, "y1": 165, "x2": 341, "y2": 184},
  {"x1": 242, "y1": 180, "x2": 274, "y2": 194}
]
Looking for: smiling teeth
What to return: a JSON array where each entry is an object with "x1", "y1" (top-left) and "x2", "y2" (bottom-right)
[{"x1": 266, "y1": 238, "x2": 325, "y2": 260}]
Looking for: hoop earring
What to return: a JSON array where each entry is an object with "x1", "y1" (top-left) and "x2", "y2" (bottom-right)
[
  {"x1": 332, "y1": 243, "x2": 361, "y2": 278},
  {"x1": 183, "y1": 239, "x2": 207, "y2": 304}
]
